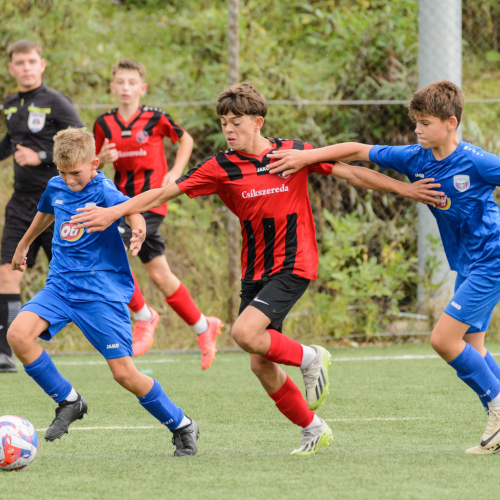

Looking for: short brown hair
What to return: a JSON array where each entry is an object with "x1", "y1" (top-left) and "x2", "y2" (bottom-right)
[
  {"x1": 53, "y1": 128, "x2": 95, "y2": 168},
  {"x1": 7, "y1": 39, "x2": 42, "y2": 61},
  {"x1": 216, "y1": 83, "x2": 267, "y2": 118},
  {"x1": 408, "y1": 80, "x2": 465, "y2": 126},
  {"x1": 112, "y1": 59, "x2": 146, "y2": 80}
]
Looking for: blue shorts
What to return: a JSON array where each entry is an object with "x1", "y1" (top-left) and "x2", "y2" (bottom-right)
[
  {"x1": 21, "y1": 286, "x2": 133, "y2": 359},
  {"x1": 444, "y1": 272, "x2": 500, "y2": 333}
]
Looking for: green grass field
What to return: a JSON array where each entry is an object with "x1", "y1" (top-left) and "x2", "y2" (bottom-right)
[{"x1": 2, "y1": 343, "x2": 500, "y2": 499}]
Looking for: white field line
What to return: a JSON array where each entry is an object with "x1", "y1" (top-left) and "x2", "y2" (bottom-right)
[{"x1": 324, "y1": 417, "x2": 426, "y2": 422}]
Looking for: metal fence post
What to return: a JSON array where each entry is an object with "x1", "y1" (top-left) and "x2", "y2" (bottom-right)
[
  {"x1": 418, "y1": 0, "x2": 462, "y2": 306},
  {"x1": 227, "y1": 0, "x2": 241, "y2": 323}
]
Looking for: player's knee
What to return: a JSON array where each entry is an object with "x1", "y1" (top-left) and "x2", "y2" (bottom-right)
[
  {"x1": 430, "y1": 330, "x2": 446, "y2": 355},
  {"x1": 6, "y1": 323, "x2": 29, "y2": 351},
  {"x1": 112, "y1": 370, "x2": 132, "y2": 389},
  {"x1": 250, "y1": 356, "x2": 268, "y2": 377},
  {"x1": 231, "y1": 322, "x2": 254, "y2": 350}
]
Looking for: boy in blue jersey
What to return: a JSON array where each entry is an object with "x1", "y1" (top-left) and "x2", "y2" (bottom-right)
[
  {"x1": 6, "y1": 128, "x2": 199, "y2": 456},
  {"x1": 267, "y1": 80, "x2": 500, "y2": 455}
]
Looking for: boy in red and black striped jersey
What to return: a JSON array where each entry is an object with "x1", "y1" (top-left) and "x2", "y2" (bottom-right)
[
  {"x1": 75, "y1": 83, "x2": 440, "y2": 455},
  {"x1": 94, "y1": 60, "x2": 222, "y2": 366}
]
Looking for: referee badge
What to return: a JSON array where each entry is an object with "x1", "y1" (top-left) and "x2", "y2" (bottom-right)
[{"x1": 28, "y1": 111, "x2": 46, "y2": 133}]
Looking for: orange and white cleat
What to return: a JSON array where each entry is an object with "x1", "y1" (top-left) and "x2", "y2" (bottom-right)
[
  {"x1": 197, "y1": 316, "x2": 223, "y2": 370},
  {"x1": 132, "y1": 307, "x2": 160, "y2": 357}
]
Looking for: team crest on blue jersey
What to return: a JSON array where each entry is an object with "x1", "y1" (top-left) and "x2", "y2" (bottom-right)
[
  {"x1": 27, "y1": 111, "x2": 46, "y2": 133},
  {"x1": 454, "y1": 175, "x2": 470, "y2": 192}
]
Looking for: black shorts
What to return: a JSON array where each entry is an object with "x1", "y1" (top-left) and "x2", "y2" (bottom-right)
[
  {"x1": 119, "y1": 211, "x2": 165, "y2": 264},
  {"x1": 238, "y1": 273, "x2": 310, "y2": 332},
  {"x1": 1, "y1": 193, "x2": 54, "y2": 267}
]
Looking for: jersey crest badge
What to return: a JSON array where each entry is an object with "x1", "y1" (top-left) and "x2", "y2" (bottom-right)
[
  {"x1": 136, "y1": 130, "x2": 149, "y2": 144},
  {"x1": 436, "y1": 195, "x2": 451, "y2": 210},
  {"x1": 60, "y1": 222, "x2": 84, "y2": 242},
  {"x1": 27, "y1": 111, "x2": 46, "y2": 133},
  {"x1": 454, "y1": 175, "x2": 470, "y2": 192}
]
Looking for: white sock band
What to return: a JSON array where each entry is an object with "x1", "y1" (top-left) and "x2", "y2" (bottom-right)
[
  {"x1": 300, "y1": 345, "x2": 317, "y2": 370},
  {"x1": 174, "y1": 415, "x2": 192, "y2": 429},
  {"x1": 65, "y1": 388, "x2": 78, "y2": 402},
  {"x1": 133, "y1": 304, "x2": 152, "y2": 322},
  {"x1": 193, "y1": 314, "x2": 209, "y2": 335},
  {"x1": 490, "y1": 393, "x2": 500, "y2": 407},
  {"x1": 304, "y1": 414, "x2": 321, "y2": 430}
]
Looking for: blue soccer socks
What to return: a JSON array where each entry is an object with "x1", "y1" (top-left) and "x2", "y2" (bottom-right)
[
  {"x1": 485, "y1": 351, "x2": 500, "y2": 380},
  {"x1": 449, "y1": 344, "x2": 500, "y2": 407},
  {"x1": 138, "y1": 379, "x2": 184, "y2": 430},
  {"x1": 24, "y1": 349, "x2": 73, "y2": 403}
]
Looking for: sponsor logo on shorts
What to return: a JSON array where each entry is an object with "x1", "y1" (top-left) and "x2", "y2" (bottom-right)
[
  {"x1": 415, "y1": 173, "x2": 424, "y2": 179},
  {"x1": 106, "y1": 344, "x2": 119, "y2": 349},
  {"x1": 60, "y1": 221, "x2": 84, "y2": 242},
  {"x1": 55, "y1": 199, "x2": 64, "y2": 205},
  {"x1": 242, "y1": 184, "x2": 289, "y2": 199},
  {"x1": 451, "y1": 301, "x2": 461, "y2": 310},
  {"x1": 436, "y1": 195, "x2": 451, "y2": 210},
  {"x1": 253, "y1": 297, "x2": 269, "y2": 305}
]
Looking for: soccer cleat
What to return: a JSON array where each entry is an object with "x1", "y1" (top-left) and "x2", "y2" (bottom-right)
[
  {"x1": 290, "y1": 418, "x2": 333, "y2": 456},
  {"x1": 480, "y1": 404, "x2": 500, "y2": 450},
  {"x1": 301, "y1": 345, "x2": 331, "y2": 411},
  {"x1": 132, "y1": 307, "x2": 160, "y2": 357},
  {"x1": 171, "y1": 417, "x2": 199, "y2": 456},
  {"x1": 45, "y1": 394, "x2": 88, "y2": 442},
  {"x1": 466, "y1": 443, "x2": 500, "y2": 455},
  {"x1": 197, "y1": 316, "x2": 223, "y2": 370},
  {"x1": 0, "y1": 353, "x2": 17, "y2": 373}
]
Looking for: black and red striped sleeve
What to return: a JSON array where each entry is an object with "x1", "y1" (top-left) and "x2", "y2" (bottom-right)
[
  {"x1": 93, "y1": 115, "x2": 112, "y2": 155},
  {"x1": 176, "y1": 154, "x2": 218, "y2": 197},
  {"x1": 158, "y1": 111, "x2": 185, "y2": 143}
]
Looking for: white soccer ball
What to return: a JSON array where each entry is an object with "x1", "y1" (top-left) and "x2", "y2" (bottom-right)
[{"x1": 0, "y1": 415, "x2": 39, "y2": 471}]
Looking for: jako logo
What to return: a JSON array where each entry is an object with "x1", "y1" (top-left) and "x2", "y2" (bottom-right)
[
  {"x1": 451, "y1": 301, "x2": 461, "y2": 310},
  {"x1": 415, "y1": 173, "x2": 424, "y2": 179},
  {"x1": 242, "y1": 184, "x2": 289, "y2": 199},
  {"x1": 60, "y1": 222, "x2": 84, "y2": 242},
  {"x1": 106, "y1": 344, "x2": 119, "y2": 349}
]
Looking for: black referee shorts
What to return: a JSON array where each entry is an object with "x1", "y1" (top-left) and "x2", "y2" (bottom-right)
[
  {"x1": 1, "y1": 193, "x2": 54, "y2": 267},
  {"x1": 119, "y1": 211, "x2": 165, "y2": 264},
  {"x1": 238, "y1": 273, "x2": 310, "y2": 332}
]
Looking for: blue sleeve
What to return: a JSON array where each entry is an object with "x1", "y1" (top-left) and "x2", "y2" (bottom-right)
[
  {"x1": 474, "y1": 151, "x2": 500, "y2": 186},
  {"x1": 369, "y1": 145, "x2": 413, "y2": 177},
  {"x1": 37, "y1": 185, "x2": 54, "y2": 214},
  {"x1": 101, "y1": 178, "x2": 130, "y2": 208}
]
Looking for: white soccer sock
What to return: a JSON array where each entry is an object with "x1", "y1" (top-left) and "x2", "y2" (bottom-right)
[
  {"x1": 193, "y1": 314, "x2": 209, "y2": 335},
  {"x1": 304, "y1": 414, "x2": 321, "y2": 430},
  {"x1": 175, "y1": 415, "x2": 192, "y2": 429},
  {"x1": 490, "y1": 393, "x2": 500, "y2": 407},
  {"x1": 65, "y1": 388, "x2": 78, "y2": 402},
  {"x1": 300, "y1": 345, "x2": 317, "y2": 370},
  {"x1": 133, "y1": 304, "x2": 152, "y2": 322}
]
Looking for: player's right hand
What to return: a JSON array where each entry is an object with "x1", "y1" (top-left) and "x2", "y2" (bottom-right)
[
  {"x1": 98, "y1": 138, "x2": 119, "y2": 164},
  {"x1": 11, "y1": 247, "x2": 29, "y2": 272},
  {"x1": 267, "y1": 149, "x2": 310, "y2": 177},
  {"x1": 71, "y1": 206, "x2": 119, "y2": 232}
]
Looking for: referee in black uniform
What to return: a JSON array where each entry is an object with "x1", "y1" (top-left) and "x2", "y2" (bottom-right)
[{"x1": 0, "y1": 40, "x2": 83, "y2": 372}]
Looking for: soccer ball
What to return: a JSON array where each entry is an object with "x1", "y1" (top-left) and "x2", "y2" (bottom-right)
[{"x1": 0, "y1": 415, "x2": 39, "y2": 471}]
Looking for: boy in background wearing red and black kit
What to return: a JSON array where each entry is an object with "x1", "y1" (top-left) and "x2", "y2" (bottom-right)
[
  {"x1": 94, "y1": 60, "x2": 222, "y2": 366},
  {"x1": 76, "y1": 83, "x2": 440, "y2": 455}
]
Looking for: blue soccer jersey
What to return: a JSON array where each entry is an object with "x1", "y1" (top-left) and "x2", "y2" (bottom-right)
[
  {"x1": 37, "y1": 171, "x2": 134, "y2": 303},
  {"x1": 369, "y1": 141, "x2": 500, "y2": 277}
]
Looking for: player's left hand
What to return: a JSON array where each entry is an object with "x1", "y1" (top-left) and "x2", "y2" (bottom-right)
[
  {"x1": 71, "y1": 206, "x2": 119, "y2": 232},
  {"x1": 267, "y1": 149, "x2": 309, "y2": 177},
  {"x1": 403, "y1": 178, "x2": 444, "y2": 207},
  {"x1": 14, "y1": 145, "x2": 42, "y2": 167},
  {"x1": 129, "y1": 227, "x2": 146, "y2": 256},
  {"x1": 161, "y1": 170, "x2": 182, "y2": 187}
]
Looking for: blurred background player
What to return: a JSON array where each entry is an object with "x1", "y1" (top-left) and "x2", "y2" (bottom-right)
[
  {"x1": 0, "y1": 39, "x2": 83, "y2": 372},
  {"x1": 94, "y1": 59, "x2": 222, "y2": 365},
  {"x1": 7, "y1": 128, "x2": 199, "y2": 456}
]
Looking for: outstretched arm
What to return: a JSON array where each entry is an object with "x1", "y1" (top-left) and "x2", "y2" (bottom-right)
[
  {"x1": 71, "y1": 182, "x2": 183, "y2": 232},
  {"x1": 331, "y1": 162, "x2": 443, "y2": 206},
  {"x1": 268, "y1": 143, "x2": 373, "y2": 177},
  {"x1": 124, "y1": 213, "x2": 146, "y2": 257},
  {"x1": 12, "y1": 212, "x2": 55, "y2": 272}
]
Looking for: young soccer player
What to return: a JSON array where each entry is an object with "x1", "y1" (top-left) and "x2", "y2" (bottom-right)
[
  {"x1": 94, "y1": 59, "x2": 222, "y2": 364},
  {"x1": 71, "y1": 83, "x2": 441, "y2": 455},
  {"x1": 267, "y1": 80, "x2": 500, "y2": 455},
  {"x1": 7, "y1": 128, "x2": 199, "y2": 456}
]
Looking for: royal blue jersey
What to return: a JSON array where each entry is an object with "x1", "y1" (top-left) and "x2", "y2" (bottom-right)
[
  {"x1": 369, "y1": 141, "x2": 500, "y2": 277},
  {"x1": 37, "y1": 171, "x2": 133, "y2": 302}
]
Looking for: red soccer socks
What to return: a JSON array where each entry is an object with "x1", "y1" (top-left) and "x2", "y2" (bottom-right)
[
  {"x1": 165, "y1": 282, "x2": 203, "y2": 326},
  {"x1": 128, "y1": 271, "x2": 146, "y2": 313},
  {"x1": 263, "y1": 329, "x2": 303, "y2": 367},
  {"x1": 269, "y1": 375, "x2": 315, "y2": 428}
]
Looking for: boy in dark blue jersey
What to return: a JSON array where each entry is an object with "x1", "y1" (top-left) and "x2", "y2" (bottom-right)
[
  {"x1": 268, "y1": 80, "x2": 500, "y2": 455},
  {"x1": 6, "y1": 128, "x2": 198, "y2": 456}
]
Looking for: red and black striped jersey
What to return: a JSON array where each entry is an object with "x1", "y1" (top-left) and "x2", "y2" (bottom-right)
[
  {"x1": 94, "y1": 105, "x2": 184, "y2": 216},
  {"x1": 176, "y1": 138, "x2": 334, "y2": 281}
]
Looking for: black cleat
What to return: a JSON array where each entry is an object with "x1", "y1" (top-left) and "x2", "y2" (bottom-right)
[
  {"x1": 0, "y1": 353, "x2": 17, "y2": 373},
  {"x1": 171, "y1": 418, "x2": 199, "y2": 456},
  {"x1": 45, "y1": 394, "x2": 88, "y2": 442}
]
